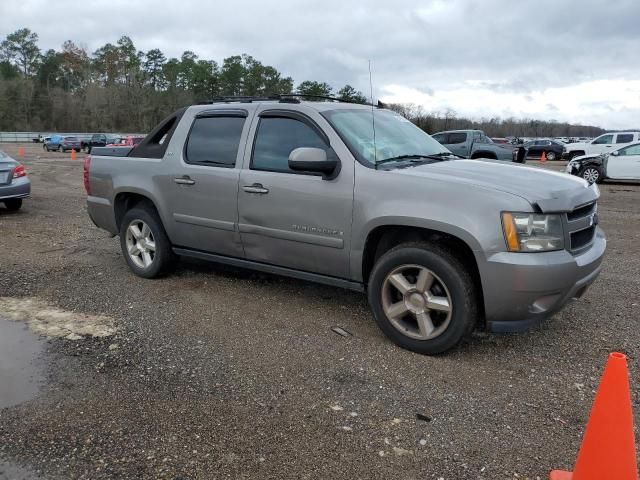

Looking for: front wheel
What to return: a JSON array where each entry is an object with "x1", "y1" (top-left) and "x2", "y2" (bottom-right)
[
  {"x1": 368, "y1": 242, "x2": 477, "y2": 355},
  {"x1": 580, "y1": 166, "x2": 602, "y2": 184},
  {"x1": 119, "y1": 206, "x2": 175, "y2": 278},
  {"x1": 546, "y1": 151, "x2": 557, "y2": 161}
]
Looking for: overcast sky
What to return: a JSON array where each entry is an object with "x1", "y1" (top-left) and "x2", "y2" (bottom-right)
[{"x1": 2, "y1": 0, "x2": 639, "y2": 129}]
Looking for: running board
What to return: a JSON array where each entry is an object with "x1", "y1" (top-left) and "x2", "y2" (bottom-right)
[{"x1": 172, "y1": 247, "x2": 365, "y2": 292}]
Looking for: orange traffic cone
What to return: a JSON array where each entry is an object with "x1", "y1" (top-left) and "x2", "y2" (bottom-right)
[
  {"x1": 540, "y1": 151, "x2": 546, "y2": 163},
  {"x1": 18, "y1": 146, "x2": 25, "y2": 157},
  {"x1": 70, "y1": 149, "x2": 76, "y2": 161},
  {"x1": 550, "y1": 352, "x2": 638, "y2": 480}
]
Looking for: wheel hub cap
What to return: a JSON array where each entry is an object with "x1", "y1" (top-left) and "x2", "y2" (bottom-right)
[{"x1": 406, "y1": 292, "x2": 426, "y2": 313}]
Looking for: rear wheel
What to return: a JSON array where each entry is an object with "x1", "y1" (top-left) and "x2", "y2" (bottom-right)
[
  {"x1": 546, "y1": 151, "x2": 557, "y2": 161},
  {"x1": 120, "y1": 206, "x2": 175, "y2": 278},
  {"x1": 3, "y1": 198, "x2": 22, "y2": 211},
  {"x1": 368, "y1": 242, "x2": 477, "y2": 355},
  {"x1": 58, "y1": 145, "x2": 63, "y2": 152},
  {"x1": 580, "y1": 166, "x2": 602, "y2": 184}
]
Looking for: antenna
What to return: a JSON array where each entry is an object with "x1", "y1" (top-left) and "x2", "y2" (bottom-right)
[{"x1": 368, "y1": 60, "x2": 377, "y2": 163}]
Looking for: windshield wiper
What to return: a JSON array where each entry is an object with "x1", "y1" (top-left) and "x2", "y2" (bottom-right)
[{"x1": 375, "y1": 153, "x2": 454, "y2": 169}]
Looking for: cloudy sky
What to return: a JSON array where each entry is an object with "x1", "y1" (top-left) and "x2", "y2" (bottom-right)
[{"x1": 2, "y1": 0, "x2": 639, "y2": 129}]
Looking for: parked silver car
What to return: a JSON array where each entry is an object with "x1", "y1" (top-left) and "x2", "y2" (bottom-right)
[
  {"x1": 85, "y1": 98, "x2": 605, "y2": 355},
  {"x1": 0, "y1": 149, "x2": 31, "y2": 211}
]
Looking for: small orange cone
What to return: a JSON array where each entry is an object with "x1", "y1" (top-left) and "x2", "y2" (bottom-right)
[
  {"x1": 18, "y1": 146, "x2": 25, "y2": 157},
  {"x1": 70, "y1": 149, "x2": 77, "y2": 161},
  {"x1": 550, "y1": 352, "x2": 638, "y2": 480},
  {"x1": 540, "y1": 151, "x2": 546, "y2": 163}
]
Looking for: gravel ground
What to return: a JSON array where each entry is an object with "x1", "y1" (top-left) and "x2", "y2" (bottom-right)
[{"x1": 0, "y1": 143, "x2": 638, "y2": 480}]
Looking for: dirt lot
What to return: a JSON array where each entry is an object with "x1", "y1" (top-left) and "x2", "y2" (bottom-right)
[{"x1": 0, "y1": 143, "x2": 638, "y2": 480}]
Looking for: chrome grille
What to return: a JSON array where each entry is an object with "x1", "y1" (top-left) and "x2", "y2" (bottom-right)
[{"x1": 565, "y1": 201, "x2": 597, "y2": 253}]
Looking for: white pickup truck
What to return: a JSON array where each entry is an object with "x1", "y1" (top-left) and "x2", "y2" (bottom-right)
[{"x1": 563, "y1": 132, "x2": 640, "y2": 160}]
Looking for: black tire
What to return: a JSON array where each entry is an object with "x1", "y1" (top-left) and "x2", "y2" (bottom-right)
[
  {"x1": 4, "y1": 198, "x2": 23, "y2": 211},
  {"x1": 546, "y1": 151, "x2": 556, "y2": 161},
  {"x1": 367, "y1": 241, "x2": 478, "y2": 355},
  {"x1": 568, "y1": 151, "x2": 584, "y2": 160},
  {"x1": 119, "y1": 205, "x2": 175, "y2": 278},
  {"x1": 58, "y1": 145, "x2": 63, "y2": 152},
  {"x1": 579, "y1": 166, "x2": 603, "y2": 184}
]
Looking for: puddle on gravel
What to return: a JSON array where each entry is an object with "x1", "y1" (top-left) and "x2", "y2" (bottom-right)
[{"x1": 0, "y1": 317, "x2": 45, "y2": 409}]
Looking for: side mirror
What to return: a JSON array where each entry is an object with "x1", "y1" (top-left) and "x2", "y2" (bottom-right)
[
  {"x1": 288, "y1": 147, "x2": 339, "y2": 179},
  {"x1": 611, "y1": 150, "x2": 619, "y2": 156}
]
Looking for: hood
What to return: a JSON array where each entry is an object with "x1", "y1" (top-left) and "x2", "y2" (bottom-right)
[
  {"x1": 567, "y1": 142, "x2": 589, "y2": 151},
  {"x1": 393, "y1": 159, "x2": 598, "y2": 212},
  {"x1": 570, "y1": 153, "x2": 605, "y2": 164}
]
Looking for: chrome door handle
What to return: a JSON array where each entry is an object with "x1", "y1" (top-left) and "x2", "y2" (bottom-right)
[
  {"x1": 242, "y1": 183, "x2": 269, "y2": 194},
  {"x1": 174, "y1": 176, "x2": 195, "y2": 185}
]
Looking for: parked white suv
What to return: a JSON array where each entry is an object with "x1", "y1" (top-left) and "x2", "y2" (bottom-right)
[{"x1": 563, "y1": 132, "x2": 640, "y2": 160}]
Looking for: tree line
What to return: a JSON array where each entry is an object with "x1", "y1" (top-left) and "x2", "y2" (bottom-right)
[
  {"x1": 1, "y1": 28, "x2": 606, "y2": 138},
  {"x1": 385, "y1": 104, "x2": 606, "y2": 139}
]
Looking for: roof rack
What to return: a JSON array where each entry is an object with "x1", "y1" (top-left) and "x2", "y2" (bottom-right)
[{"x1": 198, "y1": 94, "x2": 383, "y2": 108}]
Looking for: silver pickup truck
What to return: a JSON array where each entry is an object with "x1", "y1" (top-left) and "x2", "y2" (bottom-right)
[{"x1": 85, "y1": 98, "x2": 606, "y2": 354}]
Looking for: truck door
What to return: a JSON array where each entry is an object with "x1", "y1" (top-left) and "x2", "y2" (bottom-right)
[
  {"x1": 237, "y1": 108, "x2": 354, "y2": 278},
  {"x1": 446, "y1": 132, "x2": 470, "y2": 157},
  {"x1": 589, "y1": 134, "x2": 615, "y2": 154},
  {"x1": 159, "y1": 108, "x2": 251, "y2": 257},
  {"x1": 607, "y1": 144, "x2": 640, "y2": 179}
]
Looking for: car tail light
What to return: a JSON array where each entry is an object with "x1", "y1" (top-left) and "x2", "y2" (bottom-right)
[
  {"x1": 83, "y1": 155, "x2": 91, "y2": 195},
  {"x1": 13, "y1": 164, "x2": 26, "y2": 178}
]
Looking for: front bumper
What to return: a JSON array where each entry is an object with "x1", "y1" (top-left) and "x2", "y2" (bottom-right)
[
  {"x1": 565, "y1": 162, "x2": 579, "y2": 175},
  {"x1": 0, "y1": 177, "x2": 31, "y2": 201},
  {"x1": 480, "y1": 228, "x2": 606, "y2": 333}
]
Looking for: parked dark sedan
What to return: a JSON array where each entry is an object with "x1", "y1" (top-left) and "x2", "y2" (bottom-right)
[
  {"x1": 522, "y1": 139, "x2": 565, "y2": 161},
  {"x1": 0, "y1": 149, "x2": 31, "y2": 211}
]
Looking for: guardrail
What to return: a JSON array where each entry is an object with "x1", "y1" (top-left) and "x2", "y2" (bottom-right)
[{"x1": 0, "y1": 132, "x2": 145, "y2": 143}]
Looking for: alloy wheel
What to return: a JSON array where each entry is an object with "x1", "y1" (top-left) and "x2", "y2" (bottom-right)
[
  {"x1": 125, "y1": 220, "x2": 156, "y2": 269},
  {"x1": 381, "y1": 264, "x2": 452, "y2": 340},
  {"x1": 582, "y1": 168, "x2": 600, "y2": 184}
]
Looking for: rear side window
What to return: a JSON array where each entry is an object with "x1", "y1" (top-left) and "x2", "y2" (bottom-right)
[
  {"x1": 432, "y1": 133, "x2": 446, "y2": 143},
  {"x1": 592, "y1": 134, "x2": 614, "y2": 145},
  {"x1": 448, "y1": 132, "x2": 467, "y2": 144},
  {"x1": 616, "y1": 133, "x2": 634, "y2": 143},
  {"x1": 252, "y1": 117, "x2": 327, "y2": 173},
  {"x1": 185, "y1": 116, "x2": 245, "y2": 167}
]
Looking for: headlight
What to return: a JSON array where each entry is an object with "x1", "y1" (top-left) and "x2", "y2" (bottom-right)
[{"x1": 501, "y1": 212, "x2": 564, "y2": 252}]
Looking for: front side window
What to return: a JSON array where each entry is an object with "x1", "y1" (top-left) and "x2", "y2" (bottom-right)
[
  {"x1": 592, "y1": 134, "x2": 614, "y2": 145},
  {"x1": 618, "y1": 144, "x2": 640, "y2": 156},
  {"x1": 616, "y1": 133, "x2": 634, "y2": 144},
  {"x1": 185, "y1": 116, "x2": 245, "y2": 167},
  {"x1": 321, "y1": 109, "x2": 450, "y2": 166},
  {"x1": 252, "y1": 117, "x2": 327, "y2": 173},
  {"x1": 448, "y1": 132, "x2": 467, "y2": 144},
  {"x1": 432, "y1": 133, "x2": 446, "y2": 143}
]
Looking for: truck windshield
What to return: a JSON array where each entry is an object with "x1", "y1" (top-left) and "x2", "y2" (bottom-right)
[{"x1": 322, "y1": 109, "x2": 451, "y2": 167}]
